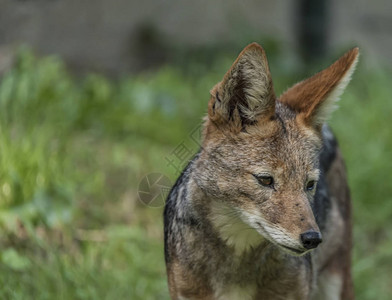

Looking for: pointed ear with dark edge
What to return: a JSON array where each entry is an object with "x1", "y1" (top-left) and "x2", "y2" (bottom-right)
[
  {"x1": 279, "y1": 48, "x2": 359, "y2": 128},
  {"x1": 208, "y1": 43, "x2": 276, "y2": 129}
]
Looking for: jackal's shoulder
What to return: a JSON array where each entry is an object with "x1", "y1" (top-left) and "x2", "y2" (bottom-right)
[{"x1": 164, "y1": 152, "x2": 200, "y2": 263}]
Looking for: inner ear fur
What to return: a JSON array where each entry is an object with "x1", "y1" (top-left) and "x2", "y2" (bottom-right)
[
  {"x1": 279, "y1": 48, "x2": 359, "y2": 128},
  {"x1": 208, "y1": 43, "x2": 276, "y2": 130}
]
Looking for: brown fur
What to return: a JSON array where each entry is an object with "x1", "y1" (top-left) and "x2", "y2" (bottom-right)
[
  {"x1": 207, "y1": 43, "x2": 276, "y2": 132},
  {"x1": 280, "y1": 47, "x2": 359, "y2": 127},
  {"x1": 164, "y1": 43, "x2": 358, "y2": 300},
  {"x1": 324, "y1": 150, "x2": 354, "y2": 300},
  {"x1": 168, "y1": 259, "x2": 214, "y2": 299}
]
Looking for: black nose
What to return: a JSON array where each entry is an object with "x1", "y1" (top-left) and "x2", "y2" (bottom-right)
[{"x1": 300, "y1": 230, "x2": 322, "y2": 250}]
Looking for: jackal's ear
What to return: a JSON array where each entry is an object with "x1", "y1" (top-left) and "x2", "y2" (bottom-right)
[
  {"x1": 279, "y1": 48, "x2": 359, "y2": 128},
  {"x1": 208, "y1": 43, "x2": 275, "y2": 128}
]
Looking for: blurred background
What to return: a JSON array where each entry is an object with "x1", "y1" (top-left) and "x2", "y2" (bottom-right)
[{"x1": 0, "y1": 0, "x2": 391, "y2": 299}]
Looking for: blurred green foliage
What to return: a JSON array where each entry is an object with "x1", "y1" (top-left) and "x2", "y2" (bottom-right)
[{"x1": 0, "y1": 47, "x2": 391, "y2": 299}]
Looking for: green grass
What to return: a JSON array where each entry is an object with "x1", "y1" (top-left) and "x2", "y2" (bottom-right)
[
  {"x1": 0, "y1": 48, "x2": 391, "y2": 299},
  {"x1": 331, "y1": 70, "x2": 392, "y2": 299}
]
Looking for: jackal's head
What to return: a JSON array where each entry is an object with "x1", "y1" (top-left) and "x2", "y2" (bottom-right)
[{"x1": 195, "y1": 43, "x2": 358, "y2": 255}]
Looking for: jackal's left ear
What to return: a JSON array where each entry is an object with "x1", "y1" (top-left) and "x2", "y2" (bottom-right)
[
  {"x1": 279, "y1": 48, "x2": 359, "y2": 128},
  {"x1": 209, "y1": 43, "x2": 276, "y2": 128}
]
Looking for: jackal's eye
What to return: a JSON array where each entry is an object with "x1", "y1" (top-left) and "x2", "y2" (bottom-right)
[
  {"x1": 306, "y1": 180, "x2": 316, "y2": 191},
  {"x1": 254, "y1": 175, "x2": 274, "y2": 188}
]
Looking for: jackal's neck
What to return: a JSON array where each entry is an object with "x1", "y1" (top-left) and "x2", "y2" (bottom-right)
[
  {"x1": 206, "y1": 199, "x2": 266, "y2": 255},
  {"x1": 187, "y1": 158, "x2": 267, "y2": 256}
]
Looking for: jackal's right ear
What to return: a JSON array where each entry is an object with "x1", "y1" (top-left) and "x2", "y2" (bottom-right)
[{"x1": 208, "y1": 43, "x2": 276, "y2": 129}]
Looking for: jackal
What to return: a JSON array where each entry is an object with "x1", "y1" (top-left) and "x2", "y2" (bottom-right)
[{"x1": 164, "y1": 43, "x2": 358, "y2": 300}]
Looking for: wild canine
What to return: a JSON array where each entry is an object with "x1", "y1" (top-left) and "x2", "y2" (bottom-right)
[{"x1": 164, "y1": 43, "x2": 358, "y2": 300}]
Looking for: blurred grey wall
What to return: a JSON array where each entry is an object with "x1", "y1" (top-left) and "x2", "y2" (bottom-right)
[{"x1": 0, "y1": 0, "x2": 390, "y2": 73}]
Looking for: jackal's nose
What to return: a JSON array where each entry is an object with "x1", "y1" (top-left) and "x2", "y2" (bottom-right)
[{"x1": 300, "y1": 231, "x2": 322, "y2": 250}]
